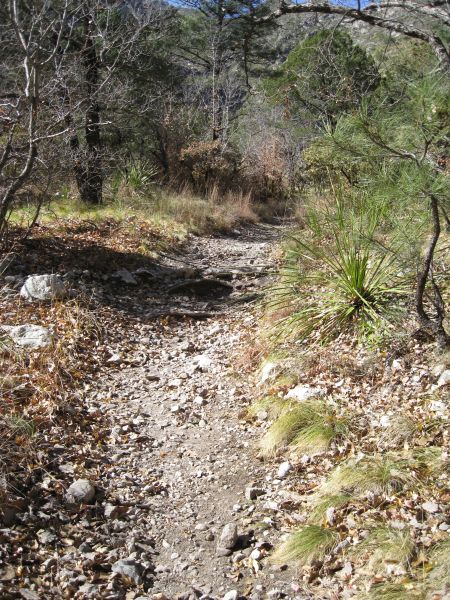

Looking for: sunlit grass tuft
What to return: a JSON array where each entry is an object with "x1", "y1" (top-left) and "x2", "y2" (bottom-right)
[
  {"x1": 248, "y1": 396, "x2": 292, "y2": 420},
  {"x1": 315, "y1": 454, "x2": 417, "y2": 499},
  {"x1": 273, "y1": 525, "x2": 338, "y2": 565},
  {"x1": 412, "y1": 446, "x2": 449, "y2": 478},
  {"x1": 427, "y1": 539, "x2": 450, "y2": 591},
  {"x1": 309, "y1": 493, "x2": 351, "y2": 523},
  {"x1": 260, "y1": 400, "x2": 348, "y2": 456}
]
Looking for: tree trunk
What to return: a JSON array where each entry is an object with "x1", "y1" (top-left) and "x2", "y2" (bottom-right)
[
  {"x1": 79, "y1": 19, "x2": 102, "y2": 205},
  {"x1": 415, "y1": 195, "x2": 449, "y2": 347}
]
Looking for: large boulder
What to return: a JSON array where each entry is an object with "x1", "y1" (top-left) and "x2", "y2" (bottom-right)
[
  {"x1": 20, "y1": 274, "x2": 67, "y2": 301},
  {"x1": 1, "y1": 324, "x2": 53, "y2": 349}
]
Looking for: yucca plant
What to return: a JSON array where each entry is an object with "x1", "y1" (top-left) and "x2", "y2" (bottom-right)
[
  {"x1": 260, "y1": 400, "x2": 348, "y2": 456},
  {"x1": 273, "y1": 525, "x2": 339, "y2": 565},
  {"x1": 124, "y1": 160, "x2": 158, "y2": 192},
  {"x1": 271, "y1": 200, "x2": 410, "y2": 343}
]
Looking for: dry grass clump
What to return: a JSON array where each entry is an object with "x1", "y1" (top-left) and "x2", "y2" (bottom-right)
[
  {"x1": 362, "y1": 582, "x2": 426, "y2": 600},
  {"x1": 352, "y1": 526, "x2": 414, "y2": 573},
  {"x1": 273, "y1": 525, "x2": 339, "y2": 566},
  {"x1": 260, "y1": 400, "x2": 348, "y2": 456},
  {"x1": 427, "y1": 539, "x2": 450, "y2": 593},
  {"x1": 360, "y1": 539, "x2": 450, "y2": 599},
  {"x1": 315, "y1": 454, "x2": 417, "y2": 499},
  {"x1": 151, "y1": 186, "x2": 258, "y2": 233},
  {"x1": 308, "y1": 493, "x2": 352, "y2": 523},
  {"x1": 379, "y1": 415, "x2": 418, "y2": 448},
  {"x1": 411, "y1": 446, "x2": 448, "y2": 478}
]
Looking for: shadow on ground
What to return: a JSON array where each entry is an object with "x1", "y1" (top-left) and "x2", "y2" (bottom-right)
[{"x1": 1, "y1": 221, "x2": 284, "y2": 321}]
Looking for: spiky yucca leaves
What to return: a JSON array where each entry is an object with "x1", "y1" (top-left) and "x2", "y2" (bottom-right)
[
  {"x1": 352, "y1": 526, "x2": 414, "y2": 572},
  {"x1": 270, "y1": 204, "x2": 409, "y2": 344},
  {"x1": 273, "y1": 525, "x2": 339, "y2": 565},
  {"x1": 260, "y1": 400, "x2": 348, "y2": 456},
  {"x1": 315, "y1": 455, "x2": 417, "y2": 499},
  {"x1": 123, "y1": 160, "x2": 158, "y2": 192}
]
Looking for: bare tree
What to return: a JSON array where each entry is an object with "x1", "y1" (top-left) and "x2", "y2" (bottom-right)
[
  {"x1": 58, "y1": 0, "x2": 167, "y2": 204},
  {"x1": 0, "y1": 0, "x2": 171, "y2": 235},
  {"x1": 178, "y1": 0, "x2": 275, "y2": 143},
  {"x1": 0, "y1": 0, "x2": 73, "y2": 237}
]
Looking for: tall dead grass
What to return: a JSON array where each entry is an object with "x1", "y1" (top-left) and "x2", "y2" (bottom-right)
[
  {"x1": 151, "y1": 184, "x2": 258, "y2": 233},
  {"x1": 9, "y1": 181, "x2": 260, "y2": 239}
]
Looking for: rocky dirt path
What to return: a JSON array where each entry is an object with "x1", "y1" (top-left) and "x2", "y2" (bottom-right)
[
  {"x1": 2, "y1": 222, "x2": 312, "y2": 600},
  {"x1": 81, "y1": 223, "x2": 306, "y2": 600}
]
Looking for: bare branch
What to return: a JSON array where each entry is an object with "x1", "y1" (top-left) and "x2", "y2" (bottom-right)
[{"x1": 258, "y1": 2, "x2": 450, "y2": 69}]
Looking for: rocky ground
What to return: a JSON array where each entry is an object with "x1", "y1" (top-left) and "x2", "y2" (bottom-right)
[{"x1": 1, "y1": 223, "x2": 312, "y2": 599}]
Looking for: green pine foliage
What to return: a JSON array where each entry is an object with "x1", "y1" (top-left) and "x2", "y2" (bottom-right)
[{"x1": 264, "y1": 29, "x2": 380, "y2": 122}]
